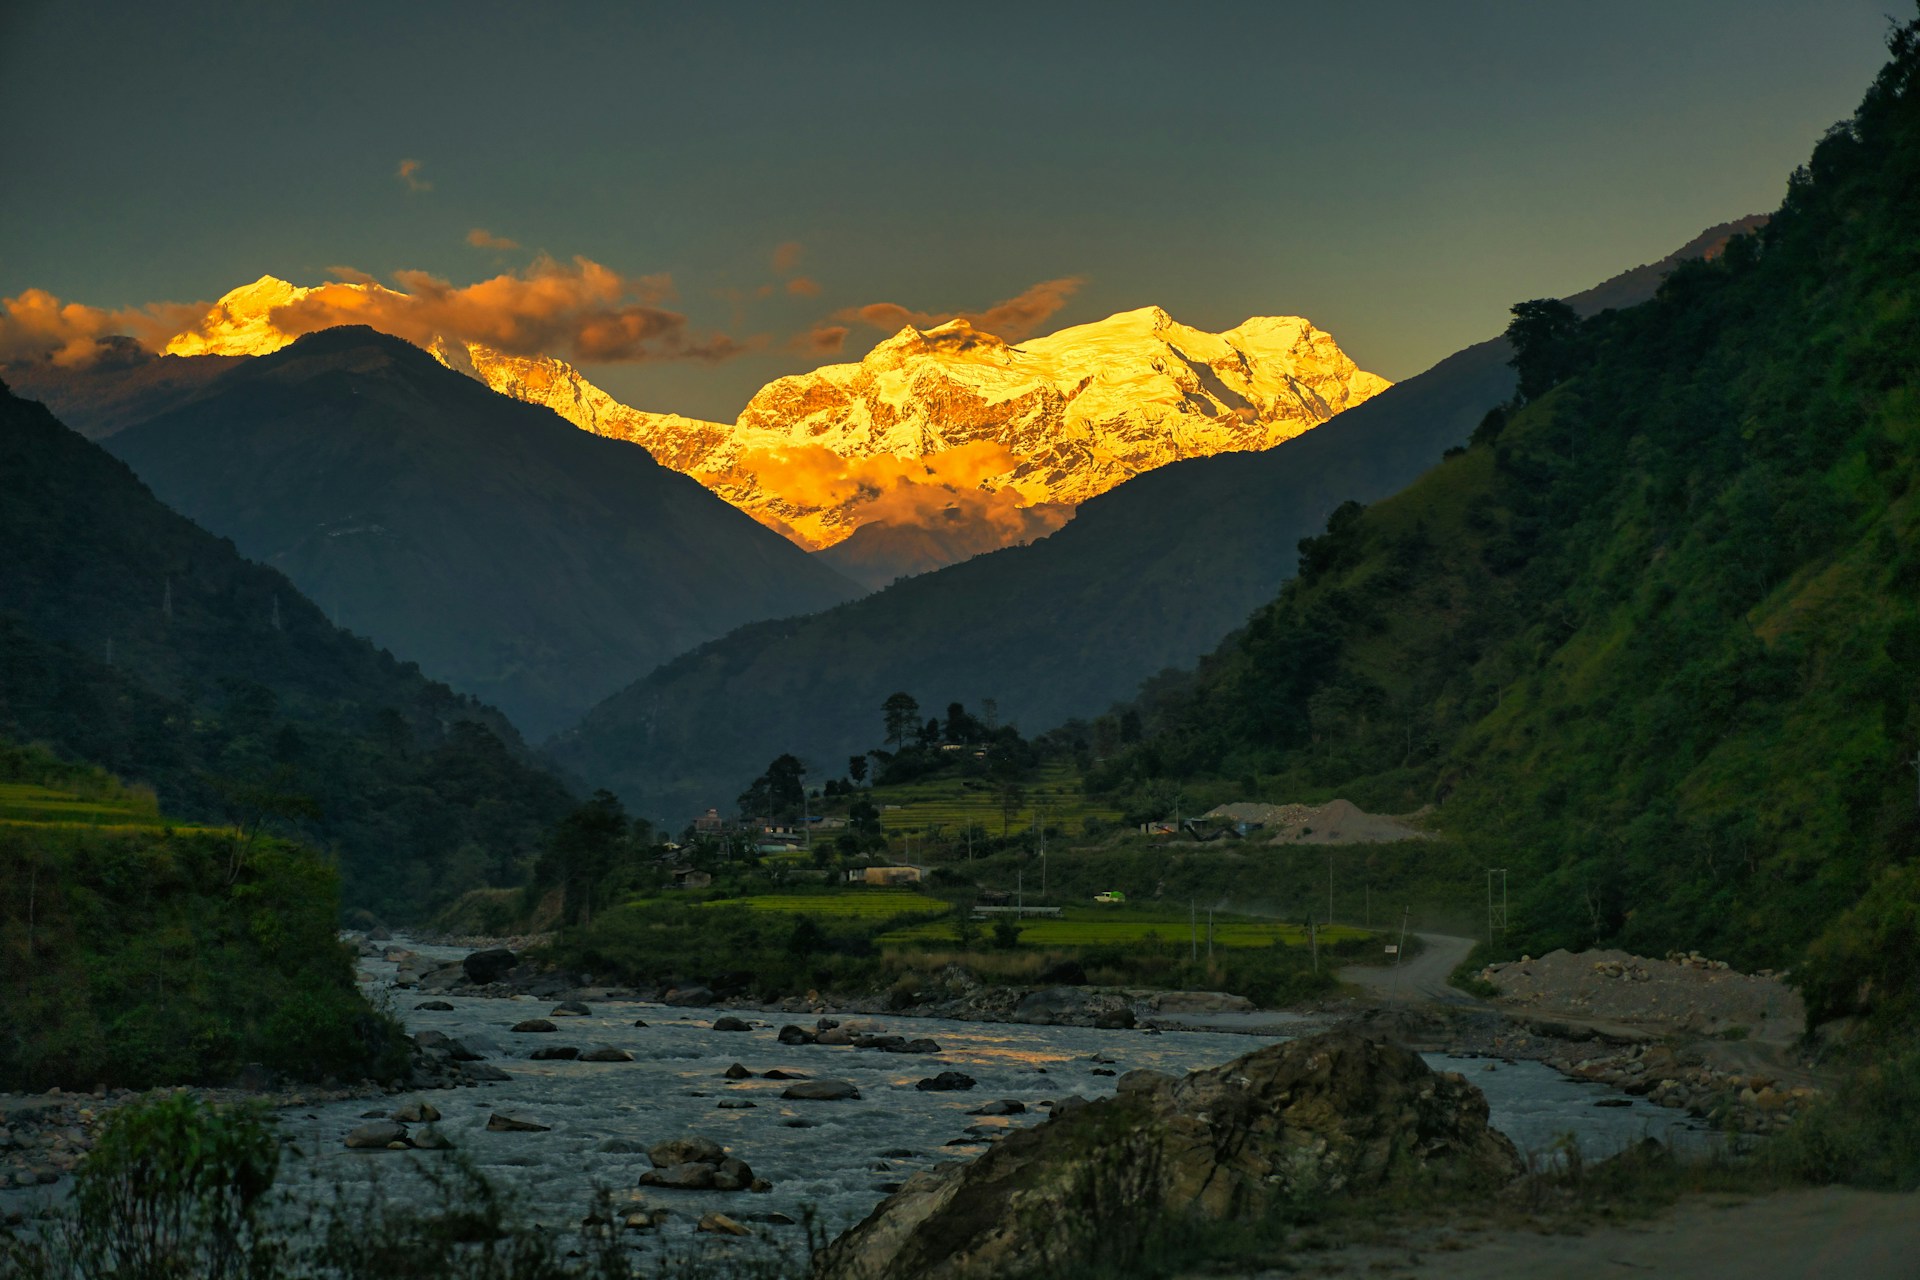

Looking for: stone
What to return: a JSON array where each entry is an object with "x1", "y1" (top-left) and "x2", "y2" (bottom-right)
[
  {"x1": 697, "y1": 1212, "x2": 751, "y2": 1236},
  {"x1": 411, "y1": 1126, "x2": 455, "y2": 1150},
  {"x1": 345, "y1": 1122, "x2": 408, "y2": 1149},
  {"x1": 915, "y1": 1072, "x2": 977, "y2": 1092},
  {"x1": 777, "y1": 1024, "x2": 817, "y2": 1046},
  {"x1": 815, "y1": 1029, "x2": 1521, "y2": 1280},
  {"x1": 900, "y1": 1039, "x2": 941, "y2": 1055},
  {"x1": 714, "y1": 1016, "x2": 752, "y2": 1032},
  {"x1": 511, "y1": 1019, "x2": 557, "y2": 1034},
  {"x1": 551, "y1": 1000, "x2": 592, "y2": 1017},
  {"x1": 723, "y1": 1063, "x2": 752, "y2": 1080},
  {"x1": 415, "y1": 1000, "x2": 455, "y2": 1011},
  {"x1": 782, "y1": 1079, "x2": 861, "y2": 1101},
  {"x1": 641, "y1": 1162, "x2": 722, "y2": 1190},
  {"x1": 761, "y1": 1069, "x2": 806, "y2": 1080},
  {"x1": 1093, "y1": 1008, "x2": 1137, "y2": 1030},
  {"x1": 463, "y1": 948, "x2": 517, "y2": 985},
  {"x1": 530, "y1": 1046, "x2": 581, "y2": 1061},
  {"x1": 968, "y1": 1100, "x2": 1026, "y2": 1116},
  {"x1": 465, "y1": 1063, "x2": 512, "y2": 1082},
  {"x1": 817, "y1": 1028, "x2": 854, "y2": 1046},
  {"x1": 718, "y1": 1100, "x2": 757, "y2": 1109},
  {"x1": 664, "y1": 986, "x2": 715, "y2": 1007},
  {"x1": 597, "y1": 1138, "x2": 646, "y2": 1153},
  {"x1": 580, "y1": 1047, "x2": 633, "y2": 1063},
  {"x1": 485, "y1": 1113, "x2": 551, "y2": 1133},
  {"x1": 391, "y1": 1101, "x2": 441, "y2": 1123},
  {"x1": 633, "y1": 1019, "x2": 650, "y2": 1028},
  {"x1": 649, "y1": 1136, "x2": 727, "y2": 1168}
]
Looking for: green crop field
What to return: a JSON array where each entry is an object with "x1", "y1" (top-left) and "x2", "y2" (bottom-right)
[
  {"x1": 870, "y1": 762, "x2": 1123, "y2": 841},
  {"x1": 881, "y1": 908, "x2": 1369, "y2": 949},
  {"x1": 697, "y1": 890, "x2": 952, "y2": 920},
  {"x1": 0, "y1": 782, "x2": 159, "y2": 827}
]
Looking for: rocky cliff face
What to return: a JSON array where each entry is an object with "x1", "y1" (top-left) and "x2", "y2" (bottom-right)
[{"x1": 814, "y1": 1028, "x2": 1521, "y2": 1280}]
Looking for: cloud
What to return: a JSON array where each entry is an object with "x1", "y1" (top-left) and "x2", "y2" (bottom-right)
[
  {"x1": 792, "y1": 324, "x2": 848, "y2": 355},
  {"x1": 0, "y1": 288, "x2": 209, "y2": 367},
  {"x1": 466, "y1": 227, "x2": 519, "y2": 251},
  {"x1": 720, "y1": 438, "x2": 1074, "y2": 549},
  {"x1": 396, "y1": 158, "x2": 431, "y2": 192},
  {"x1": 159, "y1": 255, "x2": 747, "y2": 365},
  {"x1": 834, "y1": 276, "x2": 1084, "y2": 341},
  {"x1": 771, "y1": 241, "x2": 803, "y2": 275},
  {"x1": 326, "y1": 265, "x2": 378, "y2": 284},
  {"x1": 785, "y1": 276, "x2": 822, "y2": 298}
]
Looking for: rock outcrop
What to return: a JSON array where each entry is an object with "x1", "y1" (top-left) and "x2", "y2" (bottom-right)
[{"x1": 814, "y1": 1030, "x2": 1520, "y2": 1280}]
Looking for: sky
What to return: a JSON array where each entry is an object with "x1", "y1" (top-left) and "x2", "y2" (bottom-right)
[{"x1": 0, "y1": 1, "x2": 1897, "y2": 421}]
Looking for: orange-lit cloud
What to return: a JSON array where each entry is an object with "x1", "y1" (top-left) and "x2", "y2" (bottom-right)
[
  {"x1": 785, "y1": 276, "x2": 822, "y2": 298},
  {"x1": 791, "y1": 324, "x2": 848, "y2": 355},
  {"x1": 832, "y1": 276, "x2": 1085, "y2": 342},
  {"x1": 176, "y1": 256, "x2": 745, "y2": 364},
  {"x1": 721, "y1": 439, "x2": 1074, "y2": 548},
  {"x1": 466, "y1": 227, "x2": 520, "y2": 251},
  {"x1": 771, "y1": 241, "x2": 804, "y2": 274},
  {"x1": 397, "y1": 158, "x2": 430, "y2": 192},
  {"x1": 0, "y1": 288, "x2": 209, "y2": 367}
]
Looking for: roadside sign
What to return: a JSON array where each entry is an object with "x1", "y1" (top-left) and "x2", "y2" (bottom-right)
[{"x1": 1384, "y1": 945, "x2": 1398, "y2": 955}]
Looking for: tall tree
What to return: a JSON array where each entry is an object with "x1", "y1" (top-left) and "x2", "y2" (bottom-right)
[
  {"x1": 541, "y1": 790, "x2": 628, "y2": 927},
  {"x1": 1505, "y1": 298, "x2": 1584, "y2": 403},
  {"x1": 882, "y1": 692, "x2": 921, "y2": 751}
]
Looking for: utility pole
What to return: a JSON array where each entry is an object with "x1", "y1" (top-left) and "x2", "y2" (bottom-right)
[
  {"x1": 1190, "y1": 900, "x2": 1197, "y2": 963},
  {"x1": 1207, "y1": 907, "x2": 1214, "y2": 963},
  {"x1": 1309, "y1": 917, "x2": 1319, "y2": 974},
  {"x1": 1391, "y1": 906, "x2": 1410, "y2": 1005},
  {"x1": 1328, "y1": 851, "x2": 1335, "y2": 926},
  {"x1": 1486, "y1": 868, "x2": 1509, "y2": 944}
]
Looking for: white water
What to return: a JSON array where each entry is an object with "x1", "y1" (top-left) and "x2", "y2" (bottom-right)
[{"x1": 267, "y1": 942, "x2": 1710, "y2": 1257}]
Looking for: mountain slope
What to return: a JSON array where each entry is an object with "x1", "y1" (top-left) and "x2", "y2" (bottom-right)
[
  {"x1": 1091, "y1": 26, "x2": 1920, "y2": 998},
  {"x1": 550, "y1": 219, "x2": 1766, "y2": 820},
  {"x1": 0, "y1": 377, "x2": 574, "y2": 915},
  {"x1": 101, "y1": 327, "x2": 861, "y2": 736}
]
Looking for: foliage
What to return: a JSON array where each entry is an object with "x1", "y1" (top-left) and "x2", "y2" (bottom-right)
[
  {"x1": 0, "y1": 809, "x2": 407, "y2": 1090},
  {"x1": 1090, "y1": 17, "x2": 1920, "y2": 1007},
  {"x1": 0, "y1": 386, "x2": 576, "y2": 920}
]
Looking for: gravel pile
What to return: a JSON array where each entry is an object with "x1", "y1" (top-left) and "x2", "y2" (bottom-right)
[{"x1": 1481, "y1": 948, "x2": 1803, "y2": 1037}]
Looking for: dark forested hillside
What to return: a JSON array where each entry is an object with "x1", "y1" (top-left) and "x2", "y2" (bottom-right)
[
  {"x1": 98, "y1": 328, "x2": 860, "y2": 736},
  {"x1": 1092, "y1": 24, "x2": 1920, "y2": 1016},
  {"x1": 551, "y1": 223, "x2": 1762, "y2": 822},
  {"x1": 0, "y1": 381, "x2": 574, "y2": 916}
]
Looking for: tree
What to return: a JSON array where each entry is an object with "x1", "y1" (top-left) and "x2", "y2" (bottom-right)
[
  {"x1": 1506, "y1": 298, "x2": 1583, "y2": 403},
  {"x1": 738, "y1": 753, "x2": 806, "y2": 823},
  {"x1": 541, "y1": 790, "x2": 628, "y2": 926},
  {"x1": 847, "y1": 754, "x2": 868, "y2": 786},
  {"x1": 882, "y1": 692, "x2": 921, "y2": 751}
]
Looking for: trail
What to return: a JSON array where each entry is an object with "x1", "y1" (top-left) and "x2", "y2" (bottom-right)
[{"x1": 1336, "y1": 931, "x2": 1483, "y2": 1006}]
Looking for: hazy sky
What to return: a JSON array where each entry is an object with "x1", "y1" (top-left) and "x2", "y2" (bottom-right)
[{"x1": 0, "y1": 1, "x2": 1895, "y2": 420}]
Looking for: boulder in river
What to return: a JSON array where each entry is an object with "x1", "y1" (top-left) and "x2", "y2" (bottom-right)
[
  {"x1": 411, "y1": 1126, "x2": 455, "y2": 1150},
  {"x1": 465, "y1": 1063, "x2": 512, "y2": 1082},
  {"x1": 723, "y1": 1063, "x2": 752, "y2": 1080},
  {"x1": 486, "y1": 1113, "x2": 551, "y2": 1133},
  {"x1": 698, "y1": 1212, "x2": 751, "y2": 1236},
  {"x1": 511, "y1": 1019, "x2": 557, "y2": 1034},
  {"x1": 663, "y1": 986, "x2": 715, "y2": 1007},
  {"x1": 713, "y1": 1016, "x2": 752, "y2": 1032},
  {"x1": 597, "y1": 1138, "x2": 646, "y2": 1154},
  {"x1": 530, "y1": 1046, "x2": 581, "y2": 1061},
  {"x1": 415, "y1": 1000, "x2": 455, "y2": 1012},
  {"x1": 639, "y1": 1156, "x2": 760, "y2": 1192},
  {"x1": 391, "y1": 1100, "x2": 441, "y2": 1123},
  {"x1": 915, "y1": 1072, "x2": 977, "y2": 1092},
  {"x1": 649, "y1": 1136, "x2": 726, "y2": 1167},
  {"x1": 817, "y1": 1027, "x2": 854, "y2": 1046},
  {"x1": 580, "y1": 1046, "x2": 633, "y2": 1063},
  {"x1": 782, "y1": 1079, "x2": 860, "y2": 1101},
  {"x1": 344, "y1": 1122, "x2": 408, "y2": 1149},
  {"x1": 463, "y1": 948, "x2": 518, "y2": 985},
  {"x1": 968, "y1": 1100, "x2": 1026, "y2": 1116},
  {"x1": 551, "y1": 1000, "x2": 592, "y2": 1017},
  {"x1": 814, "y1": 1029, "x2": 1521, "y2": 1280},
  {"x1": 777, "y1": 1024, "x2": 817, "y2": 1046}
]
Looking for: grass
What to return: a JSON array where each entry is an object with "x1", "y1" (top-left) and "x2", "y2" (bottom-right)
[
  {"x1": 0, "y1": 780, "x2": 224, "y2": 831},
  {"x1": 881, "y1": 906, "x2": 1370, "y2": 949},
  {"x1": 695, "y1": 889, "x2": 952, "y2": 919},
  {"x1": 870, "y1": 762, "x2": 1124, "y2": 840}
]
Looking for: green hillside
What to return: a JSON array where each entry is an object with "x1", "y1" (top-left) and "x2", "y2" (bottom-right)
[
  {"x1": 0, "y1": 379, "x2": 574, "y2": 917},
  {"x1": 1094, "y1": 23, "x2": 1920, "y2": 1025}
]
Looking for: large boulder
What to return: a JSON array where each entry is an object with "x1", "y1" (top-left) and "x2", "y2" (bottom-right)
[
  {"x1": 782, "y1": 1079, "x2": 861, "y2": 1101},
  {"x1": 344, "y1": 1122, "x2": 408, "y2": 1149},
  {"x1": 814, "y1": 1030, "x2": 1521, "y2": 1280},
  {"x1": 463, "y1": 948, "x2": 518, "y2": 985},
  {"x1": 650, "y1": 1136, "x2": 726, "y2": 1168}
]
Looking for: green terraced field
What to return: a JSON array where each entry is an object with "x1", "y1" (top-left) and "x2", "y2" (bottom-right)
[
  {"x1": 881, "y1": 909, "x2": 1369, "y2": 949},
  {"x1": 696, "y1": 890, "x2": 952, "y2": 919},
  {"x1": 870, "y1": 762, "x2": 1124, "y2": 839},
  {"x1": 0, "y1": 782, "x2": 158, "y2": 827}
]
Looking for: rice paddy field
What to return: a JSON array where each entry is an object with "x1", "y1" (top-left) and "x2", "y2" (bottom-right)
[
  {"x1": 0, "y1": 781, "x2": 161, "y2": 828},
  {"x1": 697, "y1": 889, "x2": 952, "y2": 920},
  {"x1": 880, "y1": 907, "x2": 1370, "y2": 950},
  {"x1": 870, "y1": 762, "x2": 1124, "y2": 840}
]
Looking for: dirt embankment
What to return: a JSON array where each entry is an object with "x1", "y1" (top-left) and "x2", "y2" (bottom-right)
[
  {"x1": 1480, "y1": 948, "x2": 1803, "y2": 1041},
  {"x1": 1204, "y1": 798, "x2": 1427, "y2": 844}
]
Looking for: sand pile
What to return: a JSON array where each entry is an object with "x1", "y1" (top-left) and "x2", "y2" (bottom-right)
[{"x1": 1204, "y1": 798, "x2": 1426, "y2": 844}]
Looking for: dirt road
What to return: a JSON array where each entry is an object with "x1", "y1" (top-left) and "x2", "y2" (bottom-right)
[{"x1": 1337, "y1": 932, "x2": 1482, "y2": 1006}]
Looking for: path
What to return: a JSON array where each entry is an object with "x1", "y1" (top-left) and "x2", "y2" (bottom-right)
[{"x1": 1336, "y1": 932, "x2": 1482, "y2": 1006}]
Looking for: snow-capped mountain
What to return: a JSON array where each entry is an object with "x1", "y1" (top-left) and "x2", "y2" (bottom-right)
[{"x1": 165, "y1": 278, "x2": 1389, "y2": 555}]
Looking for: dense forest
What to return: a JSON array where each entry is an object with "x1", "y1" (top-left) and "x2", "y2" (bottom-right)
[
  {"x1": 0, "y1": 381, "x2": 575, "y2": 917},
  {"x1": 1093, "y1": 22, "x2": 1920, "y2": 1028}
]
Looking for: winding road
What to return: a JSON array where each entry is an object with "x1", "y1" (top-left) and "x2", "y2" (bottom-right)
[{"x1": 1335, "y1": 931, "x2": 1483, "y2": 1006}]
